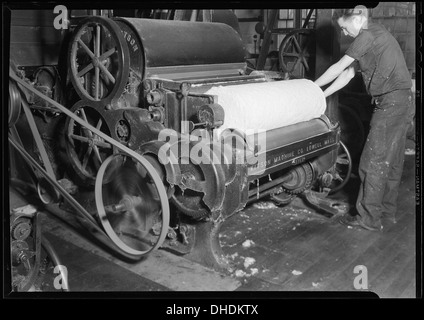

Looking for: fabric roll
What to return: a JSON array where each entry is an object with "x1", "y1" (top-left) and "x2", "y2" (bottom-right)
[{"x1": 205, "y1": 79, "x2": 326, "y2": 137}]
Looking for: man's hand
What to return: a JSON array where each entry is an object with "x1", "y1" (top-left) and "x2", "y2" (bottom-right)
[
  {"x1": 323, "y1": 66, "x2": 356, "y2": 97},
  {"x1": 314, "y1": 55, "x2": 355, "y2": 87}
]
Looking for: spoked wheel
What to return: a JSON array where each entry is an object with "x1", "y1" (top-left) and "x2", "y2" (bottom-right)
[
  {"x1": 66, "y1": 102, "x2": 115, "y2": 185},
  {"x1": 279, "y1": 29, "x2": 315, "y2": 79},
  {"x1": 328, "y1": 141, "x2": 353, "y2": 195},
  {"x1": 95, "y1": 153, "x2": 170, "y2": 257},
  {"x1": 69, "y1": 16, "x2": 130, "y2": 104}
]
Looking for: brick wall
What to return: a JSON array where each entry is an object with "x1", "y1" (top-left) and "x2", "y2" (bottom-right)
[{"x1": 370, "y1": 2, "x2": 416, "y2": 74}]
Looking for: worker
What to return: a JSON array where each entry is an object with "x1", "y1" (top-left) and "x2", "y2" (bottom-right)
[{"x1": 314, "y1": 6, "x2": 414, "y2": 231}]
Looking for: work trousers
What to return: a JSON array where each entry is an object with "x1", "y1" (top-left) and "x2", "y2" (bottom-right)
[{"x1": 356, "y1": 89, "x2": 414, "y2": 228}]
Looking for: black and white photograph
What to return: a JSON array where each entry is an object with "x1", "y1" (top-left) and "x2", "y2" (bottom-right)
[{"x1": 3, "y1": 1, "x2": 421, "y2": 307}]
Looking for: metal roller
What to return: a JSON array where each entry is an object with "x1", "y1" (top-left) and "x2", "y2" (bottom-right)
[{"x1": 114, "y1": 17, "x2": 247, "y2": 80}]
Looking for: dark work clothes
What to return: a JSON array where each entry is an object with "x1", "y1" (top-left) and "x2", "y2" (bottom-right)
[
  {"x1": 355, "y1": 90, "x2": 414, "y2": 228},
  {"x1": 346, "y1": 22, "x2": 411, "y2": 97},
  {"x1": 344, "y1": 22, "x2": 413, "y2": 229}
]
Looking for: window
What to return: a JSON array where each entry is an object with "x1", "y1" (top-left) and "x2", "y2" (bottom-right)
[{"x1": 278, "y1": 9, "x2": 316, "y2": 29}]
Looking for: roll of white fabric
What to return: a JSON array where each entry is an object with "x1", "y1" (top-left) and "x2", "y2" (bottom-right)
[{"x1": 205, "y1": 79, "x2": 326, "y2": 136}]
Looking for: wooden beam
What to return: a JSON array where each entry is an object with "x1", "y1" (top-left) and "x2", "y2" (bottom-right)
[
  {"x1": 256, "y1": 9, "x2": 279, "y2": 70},
  {"x1": 315, "y1": 9, "x2": 340, "y2": 121},
  {"x1": 295, "y1": 9, "x2": 302, "y2": 29}
]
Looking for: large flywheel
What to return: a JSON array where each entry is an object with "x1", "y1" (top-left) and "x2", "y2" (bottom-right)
[
  {"x1": 95, "y1": 153, "x2": 170, "y2": 256},
  {"x1": 69, "y1": 16, "x2": 130, "y2": 104},
  {"x1": 279, "y1": 28, "x2": 315, "y2": 79}
]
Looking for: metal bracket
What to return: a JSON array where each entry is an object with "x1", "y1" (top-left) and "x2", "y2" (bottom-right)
[{"x1": 301, "y1": 189, "x2": 348, "y2": 219}]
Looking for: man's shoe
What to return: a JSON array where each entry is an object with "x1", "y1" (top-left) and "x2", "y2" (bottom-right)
[
  {"x1": 338, "y1": 214, "x2": 359, "y2": 226},
  {"x1": 339, "y1": 214, "x2": 381, "y2": 231}
]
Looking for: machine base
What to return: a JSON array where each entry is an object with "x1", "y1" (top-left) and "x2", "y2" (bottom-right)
[{"x1": 161, "y1": 217, "x2": 232, "y2": 273}]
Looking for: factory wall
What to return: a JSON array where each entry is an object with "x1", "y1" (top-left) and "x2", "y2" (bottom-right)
[
  {"x1": 340, "y1": 3, "x2": 416, "y2": 77},
  {"x1": 235, "y1": 5, "x2": 416, "y2": 76},
  {"x1": 371, "y1": 2, "x2": 416, "y2": 75}
]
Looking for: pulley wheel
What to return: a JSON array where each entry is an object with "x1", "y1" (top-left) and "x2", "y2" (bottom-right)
[
  {"x1": 66, "y1": 102, "x2": 115, "y2": 185},
  {"x1": 282, "y1": 162, "x2": 314, "y2": 194},
  {"x1": 328, "y1": 141, "x2": 352, "y2": 195},
  {"x1": 95, "y1": 153, "x2": 170, "y2": 257},
  {"x1": 9, "y1": 80, "x2": 22, "y2": 127},
  {"x1": 69, "y1": 16, "x2": 130, "y2": 104},
  {"x1": 37, "y1": 179, "x2": 59, "y2": 204},
  {"x1": 279, "y1": 29, "x2": 315, "y2": 79}
]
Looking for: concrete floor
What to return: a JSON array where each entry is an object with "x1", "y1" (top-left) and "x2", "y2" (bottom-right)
[{"x1": 7, "y1": 140, "x2": 417, "y2": 296}]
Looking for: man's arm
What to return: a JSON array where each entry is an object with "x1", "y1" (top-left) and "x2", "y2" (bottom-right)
[
  {"x1": 314, "y1": 55, "x2": 355, "y2": 87},
  {"x1": 323, "y1": 66, "x2": 356, "y2": 97}
]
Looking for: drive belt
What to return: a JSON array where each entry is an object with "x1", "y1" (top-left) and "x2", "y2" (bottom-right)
[
  {"x1": 9, "y1": 71, "x2": 167, "y2": 179},
  {"x1": 8, "y1": 135, "x2": 144, "y2": 260},
  {"x1": 8, "y1": 136, "x2": 98, "y2": 225},
  {"x1": 10, "y1": 70, "x2": 170, "y2": 259},
  {"x1": 21, "y1": 99, "x2": 57, "y2": 182}
]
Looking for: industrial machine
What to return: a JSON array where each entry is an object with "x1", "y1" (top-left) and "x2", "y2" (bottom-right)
[
  {"x1": 8, "y1": 14, "x2": 351, "y2": 273},
  {"x1": 9, "y1": 204, "x2": 69, "y2": 291}
]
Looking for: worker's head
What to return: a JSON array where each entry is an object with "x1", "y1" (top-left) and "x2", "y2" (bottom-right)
[{"x1": 333, "y1": 5, "x2": 368, "y2": 38}]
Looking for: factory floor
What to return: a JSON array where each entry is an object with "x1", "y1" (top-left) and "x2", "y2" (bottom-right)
[{"x1": 8, "y1": 140, "x2": 417, "y2": 297}]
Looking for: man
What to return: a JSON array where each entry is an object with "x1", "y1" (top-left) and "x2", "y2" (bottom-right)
[{"x1": 314, "y1": 6, "x2": 414, "y2": 231}]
